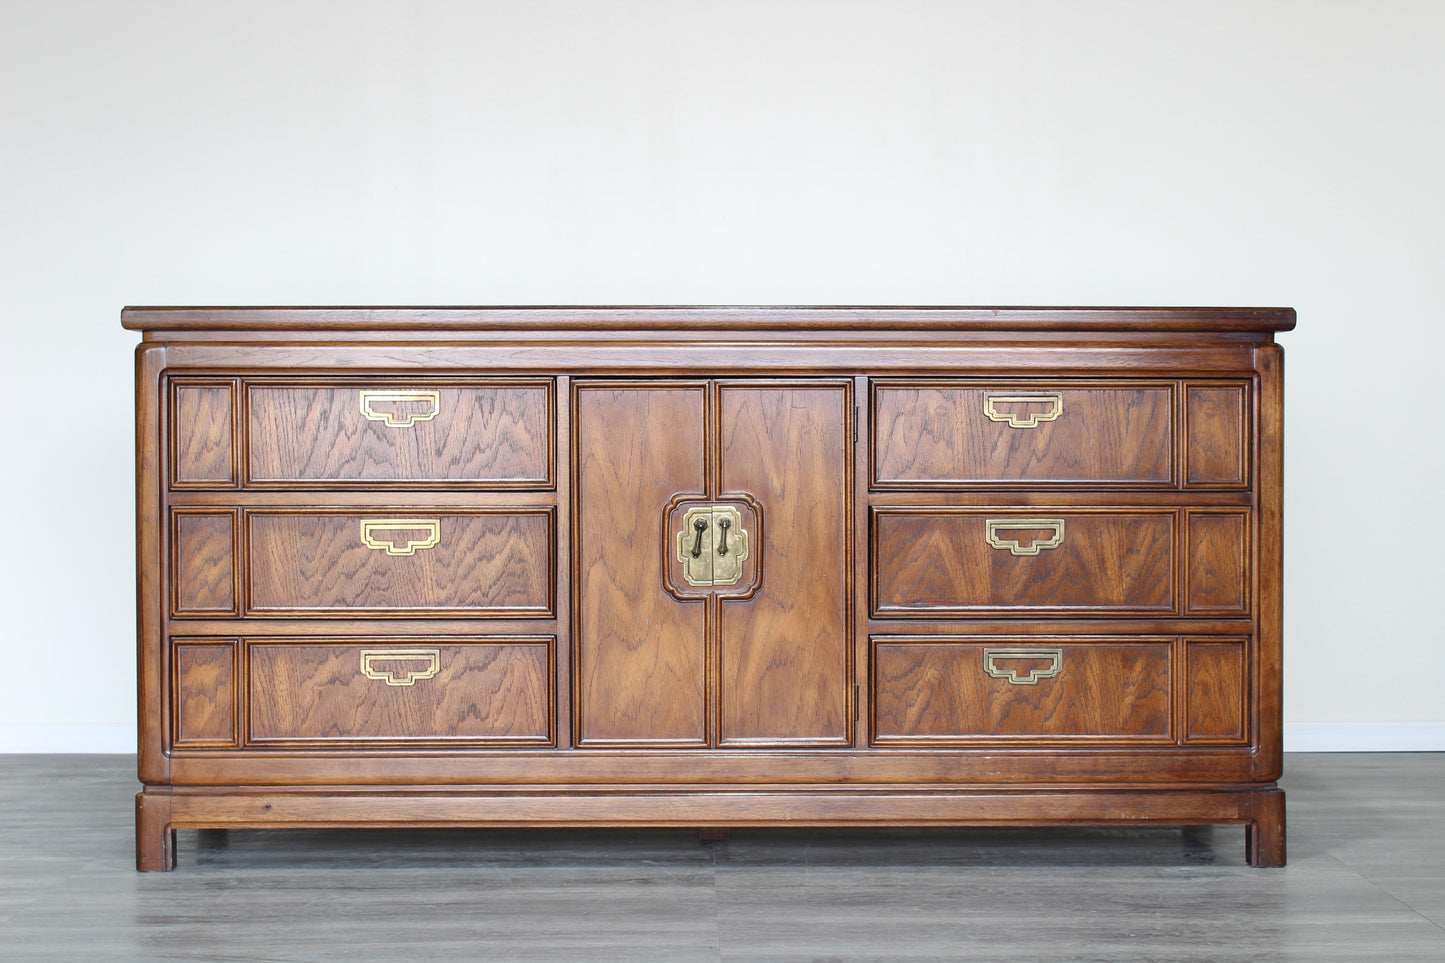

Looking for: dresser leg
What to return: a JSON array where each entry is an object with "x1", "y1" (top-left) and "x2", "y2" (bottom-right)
[
  {"x1": 1245, "y1": 789, "x2": 1286, "y2": 868},
  {"x1": 136, "y1": 792, "x2": 176, "y2": 872},
  {"x1": 698, "y1": 827, "x2": 731, "y2": 843}
]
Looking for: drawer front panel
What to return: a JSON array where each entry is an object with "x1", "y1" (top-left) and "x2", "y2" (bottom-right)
[
  {"x1": 1185, "y1": 384, "x2": 1249, "y2": 487},
  {"x1": 1185, "y1": 638, "x2": 1250, "y2": 744},
  {"x1": 171, "y1": 510, "x2": 237, "y2": 617},
  {"x1": 171, "y1": 639, "x2": 238, "y2": 749},
  {"x1": 872, "y1": 380, "x2": 1174, "y2": 487},
  {"x1": 246, "y1": 510, "x2": 554, "y2": 616},
  {"x1": 171, "y1": 381, "x2": 237, "y2": 488},
  {"x1": 872, "y1": 508, "x2": 1175, "y2": 616},
  {"x1": 871, "y1": 636, "x2": 1174, "y2": 744},
  {"x1": 246, "y1": 380, "x2": 553, "y2": 487},
  {"x1": 247, "y1": 638, "x2": 554, "y2": 746}
]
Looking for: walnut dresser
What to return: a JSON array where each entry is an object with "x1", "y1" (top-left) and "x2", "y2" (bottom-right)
[{"x1": 124, "y1": 306, "x2": 1292, "y2": 871}]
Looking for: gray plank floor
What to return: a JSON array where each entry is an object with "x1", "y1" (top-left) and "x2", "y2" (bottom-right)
[{"x1": 1, "y1": 755, "x2": 1442, "y2": 961}]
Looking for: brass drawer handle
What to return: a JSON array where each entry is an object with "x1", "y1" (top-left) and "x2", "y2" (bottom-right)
[
  {"x1": 985, "y1": 518, "x2": 1065, "y2": 556},
  {"x1": 360, "y1": 648, "x2": 440, "y2": 686},
  {"x1": 359, "y1": 389, "x2": 441, "y2": 428},
  {"x1": 984, "y1": 647, "x2": 1063, "y2": 685},
  {"x1": 983, "y1": 393, "x2": 1063, "y2": 428},
  {"x1": 360, "y1": 518, "x2": 441, "y2": 556}
]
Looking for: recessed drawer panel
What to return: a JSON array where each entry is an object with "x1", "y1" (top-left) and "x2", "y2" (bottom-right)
[
  {"x1": 872, "y1": 380, "x2": 1175, "y2": 487},
  {"x1": 246, "y1": 380, "x2": 553, "y2": 487},
  {"x1": 246, "y1": 510, "x2": 554, "y2": 617},
  {"x1": 871, "y1": 636, "x2": 1174, "y2": 744},
  {"x1": 247, "y1": 638, "x2": 555, "y2": 746},
  {"x1": 872, "y1": 508, "x2": 1175, "y2": 616},
  {"x1": 171, "y1": 639, "x2": 238, "y2": 749}
]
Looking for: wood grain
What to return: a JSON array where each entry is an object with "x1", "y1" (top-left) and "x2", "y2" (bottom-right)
[
  {"x1": 1186, "y1": 639, "x2": 1249, "y2": 743},
  {"x1": 136, "y1": 344, "x2": 168, "y2": 787},
  {"x1": 1253, "y1": 344, "x2": 1285, "y2": 783},
  {"x1": 171, "y1": 381, "x2": 235, "y2": 487},
  {"x1": 172, "y1": 510, "x2": 236, "y2": 615},
  {"x1": 163, "y1": 744, "x2": 1263, "y2": 788},
  {"x1": 246, "y1": 380, "x2": 551, "y2": 487},
  {"x1": 717, "y1": 383, "x2": 851, "y2": 746},
  {"x1": 121, "y1": 304, "x2": 1298, "y2": 332},
  {"x1": 246, "y1": 510, "x2": 553, "y2": 616},
  {"x1": 1185, "y1": 382, "x2": 1249, "y2": 487},
  {"x1": 872, "y1": 508, "x2": 1175, "y2": 615},
  {"x1": 171, "y1": 639, "x2": 237, "y2": 748},
  {"x1": 871, "y1": 637, "x2": 1173, "y2": 744},
  {"x1": 872, "y1": 382, "x2": 1173, "y2": 487},
  {"x1": 574, "y1": 383, "x2": 708, "y2": 746},
  {"x1": 247, "y1": 638, "x2": 554, "y2": 746},
  {"x1": 1186, "y1": 510, "x2": 1249, "y2": 614}
]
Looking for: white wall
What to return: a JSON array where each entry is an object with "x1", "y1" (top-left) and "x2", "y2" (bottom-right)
[{"x1": 2, "y1": 0, "x2": 1441, "y2": 751}]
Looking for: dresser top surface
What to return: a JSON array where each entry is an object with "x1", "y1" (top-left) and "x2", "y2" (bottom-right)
[{"x1": 121, "y1": 305, "x2": 1296, "y2": 334}]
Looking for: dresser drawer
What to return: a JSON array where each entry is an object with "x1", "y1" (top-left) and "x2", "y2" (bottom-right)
[
  {"x1": 871, "y1": 636, "x2": 1175, "y2": 745},
  {"x1": 246, "y1": 638, "x2": 555, "y2": 747},
  {"x1": 245, "y1": 509, "x2": 554, "y2": 617},
  {"x1": 872, "y1": 507, "x2": 1178, "y2": 616},
  {"x1": 242, "y1": 379, "x2": 553, "y2": 488},
  {"x1": 871, "y1": 380, "x2": 1177, "y2": 488}
]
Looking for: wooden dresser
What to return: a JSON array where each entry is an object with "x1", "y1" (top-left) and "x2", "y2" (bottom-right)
[{"x1": 125, "y1": 306, "x2": 1292, "y2": 870}]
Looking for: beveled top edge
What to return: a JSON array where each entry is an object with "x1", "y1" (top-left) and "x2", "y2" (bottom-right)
[{"x1": 121, "y1": 305, "x2": 1296, "y2": 332}]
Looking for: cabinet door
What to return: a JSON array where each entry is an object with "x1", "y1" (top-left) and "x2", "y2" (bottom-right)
[
  {"x1": 574, "y1": 381, "x2": 852, "y2": 748},
  {"x1": 716, "y1": 384, "x2": 852, "y2": 746},
  {"x1": 575, "y1": 383, "x2": 709, "y2": 746}
]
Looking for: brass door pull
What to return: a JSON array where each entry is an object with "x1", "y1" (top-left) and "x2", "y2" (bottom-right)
[
  {"x1": 690, "y1": 517, "x2": 708, "y2": 557},
  {"x1": 716, "y1": 517, "x2": 732, "y2": 555}
]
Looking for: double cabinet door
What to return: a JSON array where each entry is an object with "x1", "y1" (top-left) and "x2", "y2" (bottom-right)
[{"x1": 573, "y1": 380, "x2": 853, "y2": 748}]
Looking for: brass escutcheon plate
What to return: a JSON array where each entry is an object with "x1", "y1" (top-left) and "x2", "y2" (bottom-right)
[{"x1": 675, "y1": 504, "x2": 750, "y2": 587}]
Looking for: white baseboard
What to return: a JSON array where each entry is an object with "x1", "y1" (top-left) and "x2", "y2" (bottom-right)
[
  {"x1": 1284, "y1": 722, "x2": 1445, "y2": 752},
  {"x1": 0, "y1": 723, "x2": 136, "y2": 753},
  {"x1": 2, "y1": 722, "x2": 1442, "y2": 753}
]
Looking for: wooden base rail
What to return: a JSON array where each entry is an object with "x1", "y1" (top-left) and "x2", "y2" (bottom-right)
[{"x1": 137, "y1": 787, "x2": 1285, "y2": 871}]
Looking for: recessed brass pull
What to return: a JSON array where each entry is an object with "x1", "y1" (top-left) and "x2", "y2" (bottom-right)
[
  {"x1": 985, "y1": 518, "x2": 1065, "y2": 556},
  {"x1": 360, "y1": 648, "x2": 440, "y2": 686},
  {"x1": 359, "y1": 389, "x2": 441, "y2": 428},
  {"x1": 983, "y1": 647, "x2": 1063, "y2": 685},
  {"x1": 983, "y1": 393, "x2": 1063, "y2": 428},
  {"x1": 360, "y1": 518, "x2": 441, "y2": 556}
]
